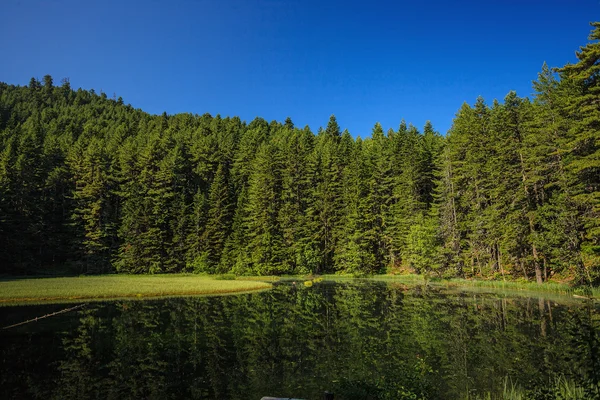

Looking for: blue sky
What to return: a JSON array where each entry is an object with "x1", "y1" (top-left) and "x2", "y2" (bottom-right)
[{"x1": 1, "y1": 0, "x2": 597, "y2": 136}]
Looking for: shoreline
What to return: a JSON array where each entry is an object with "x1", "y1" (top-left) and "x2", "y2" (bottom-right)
[{"x1": 0, "y1": 274, "x2": 273, "y2": 306}]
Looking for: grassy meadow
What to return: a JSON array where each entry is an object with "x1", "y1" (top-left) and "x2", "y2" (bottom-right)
[{"x1": 0, "y1": 274, "x2": 273, "y2": 305}]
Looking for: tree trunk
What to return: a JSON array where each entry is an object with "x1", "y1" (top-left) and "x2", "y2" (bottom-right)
[
  {"x1": 527, "y1": 214, "x2": 543, "y2": 284},
  {"x1": 498, "y1": 245, "x2": 505, "y2": 281},
  {"x1": 521, "y1": 147, "x2": 543, "y2": 285},
  {"x1": 533, "y1": 242, "x2": 543, "y2": 284},
  {"x1": 520, "y1": 259, "x2": 528, "y2": 281}
]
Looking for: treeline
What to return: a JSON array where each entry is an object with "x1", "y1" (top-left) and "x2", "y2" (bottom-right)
[{"x1": 0, "y1": 24, "x2": 598, "y2": 281}]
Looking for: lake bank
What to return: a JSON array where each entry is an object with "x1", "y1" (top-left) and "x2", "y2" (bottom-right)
[
  {"x1": 289, "y1": 273, "x2": 600, "y2": 300},
  {"x1": 365, "y1": 274, "x2": 600, "y2": 297},
  {"x1": 0, "y1": 275, "x2": 272, "y2": 305},
  {"x1": 1, "y1": 272, "x2": 597, "y2": 306}
]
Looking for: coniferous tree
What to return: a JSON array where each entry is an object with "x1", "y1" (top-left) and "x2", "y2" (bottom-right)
[
  {"x1": 335, "y1": 138, "x2": 376, "y2": 274},
  {"x1": 556, "y1": 22, "x2": 600, "y2": 281},
  {"x1": 363, "y1": 123, "x2": 394, "y2": 270},
  {"x1": 308, "y1": 115, "x2": 345, "y2": 273},
  {"x1": 43, "y1": 75, "x2": 53, "y2": 91},
  {"x1": 277, "y1": 124, "x2": 315, "y2": 273},
  {"x1": 388, "y1": 122, "x2": 423, "y2": 268},
  {"x1": 69, "y1": 137, "x2": 117, "y2": 273},
  {"x1": 243, "y1": 142, "x2": 285, "y2": 275},
  {"x1": 527, "y1": 63, "x2": 578, "y2": 278},
  {"x1": 199, "y1": 163, "x2": 232, "y2": 272}
]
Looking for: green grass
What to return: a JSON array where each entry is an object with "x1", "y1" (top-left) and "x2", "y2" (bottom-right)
[
  {"x1": 368, "y1": 274, "x2": 427, "y2": 283},
  {"x1": 317, "y1": 273, "x2": 600, "y2": 299},
  {"x1": 437, "y1": 277, "x2": 600, "y2": 297},
  {"x1": 0, "y1": 274, "x2": 272, "y2": 305},
  {"x1": 8, "y1": 272, "x2": 594, "y2": 306},
  {"x1": 471, "y1": 375, "x2": 586, "y2": 400},
  {"x1": 236, "y1": 275, "x2": 281, "y2": 282},
  {"x1": 369, "y1": 273, "x2": 597, "y2": 296}
]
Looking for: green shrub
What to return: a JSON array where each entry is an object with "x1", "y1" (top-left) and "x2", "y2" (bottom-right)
[{"x1": 213, "y1": 274, "x2": 236, "y2": 280}]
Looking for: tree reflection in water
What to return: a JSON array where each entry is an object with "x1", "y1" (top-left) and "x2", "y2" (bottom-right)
[{"x1": 1, "y1": 281, "x2": 598, "y2": 399}]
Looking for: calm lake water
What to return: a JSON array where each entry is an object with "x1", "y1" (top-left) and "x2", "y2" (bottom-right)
[{"x1": 1, "y1": 280, "x2": 599, "y2": 400}]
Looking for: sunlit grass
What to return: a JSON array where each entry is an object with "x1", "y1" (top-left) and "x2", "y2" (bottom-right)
[
  {"x1": 319, "y1": 273, "x2": 425, "y2": 282},
  {"x1": 0, "y1": 274, "x2": 272, "y2": 305},
  {"x1": 438, "y1": 278, "x2": 600, "y2": 297},
  {"x1": 6, "y1": 271, "x2": 594, "y2": 306},
  {"x1": 369, "y1": 274, "x2": 426, "y2": 283},
  {"x1": 236, "y1": 275, "x2": 281, "y2": 282},
  {"x1": 470, "y1": 375, "x2": 586, "y2": 400},
  {"x1": 319, "y1": 272, "x2": 600, "y2": 298},
  {"x1": 354, "y1": 273, "x2": 597, "y2": 295}
]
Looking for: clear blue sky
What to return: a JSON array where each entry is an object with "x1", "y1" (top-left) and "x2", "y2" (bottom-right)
[{"x1": 1, "y1": 0, "x2": 597, "y2": 136}]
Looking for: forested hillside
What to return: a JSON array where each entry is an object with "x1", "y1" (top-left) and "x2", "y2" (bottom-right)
[{"x1": 1, "y1": 24, "x2": 598, "y2": 282}]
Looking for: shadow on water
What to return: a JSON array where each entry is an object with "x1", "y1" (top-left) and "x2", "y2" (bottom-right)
[{"x1": 1, "y1": 280, "x2": 599, "y2": 399}]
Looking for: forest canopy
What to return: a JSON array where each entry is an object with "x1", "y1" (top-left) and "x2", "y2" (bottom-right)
[{"x1": 0, "y1": 23, "x2": 599, "y2": 283}]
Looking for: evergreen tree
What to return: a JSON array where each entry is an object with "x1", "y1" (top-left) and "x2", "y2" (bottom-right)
[
  {"x1": 556, "y1": 22, "x2": 600, "y2": 281},
  {"x1": 388, "y1": 122, "x2": 423, "y2": 267},
  {"x1": 307, "y1": 115, "x2": 345, "y2": 273},
  {"x1": 334, "y1": 138, "x2": 375, "y2": 274},
  {"x1": 528, "y1": 63, "x2": 579, "y2": 279},
  {"x1": 277, "y1": 124, "x2": 315, "y2": 273},
  {"x1": 200, "y1": 163, "x2": 233, "y2": 272},
  {"x1": 243, "y1": 142, "x2": 285, "y2": 275},
  {"x1": 69, "y1": 137, "x2": 117, "y2": 273},
  {"x1": 363, "y1": 123, "x2": 393, "y2": 270},
  {"x1": 43, "y1": 75, "x2": 53, "y2": 91}
]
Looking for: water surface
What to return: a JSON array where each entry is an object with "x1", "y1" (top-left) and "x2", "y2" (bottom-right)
[{"x1": 1, "y1": 280, "x2": 598, "y2": 399}]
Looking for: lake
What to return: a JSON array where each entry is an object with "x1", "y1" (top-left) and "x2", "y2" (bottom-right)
[{"x1": 1, "y1": 280, "x2": 599, "y2": 399}]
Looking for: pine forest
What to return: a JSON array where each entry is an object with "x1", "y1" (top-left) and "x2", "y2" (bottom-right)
[{"x1": 1, "y1": 23, "x2": 599, "y2": 285}]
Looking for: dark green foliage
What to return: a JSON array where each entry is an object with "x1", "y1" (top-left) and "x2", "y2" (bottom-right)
[
  {"x1": 242, "y1": 141, "x2": 285, "y2": 275},
  {"x1": 69, "y1": 137, "x2": 117, "y2": 273},
  {"x1": 334, "y1": 137, "x2": 375, "y2": 274},
  {"x1": 556, "y1": 23, "x2": 600, "y2": 282},
  {"x1": 435, "y1": 21, "x2": 600, "y2": 282},
  {"x1": 199, "y1": 163, "x2": 233, "y2": 272}
]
